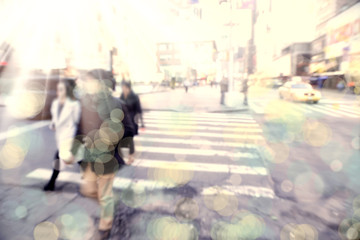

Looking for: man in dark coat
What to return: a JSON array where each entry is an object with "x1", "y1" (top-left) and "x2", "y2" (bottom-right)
[
  {"x1": 73, "y1": 69, "x2": 134, "y2": 240},
  {"x1": 120, "y1": 80, "x2": 144, "y2": 164}
]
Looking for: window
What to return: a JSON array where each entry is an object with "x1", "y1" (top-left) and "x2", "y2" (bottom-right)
[{"x1": 291, "y1": 84, "x2": 312, "y2": 89}]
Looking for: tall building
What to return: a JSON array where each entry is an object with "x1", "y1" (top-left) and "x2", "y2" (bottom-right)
[
  {"x1": 310, "y1": 0, "x2": 360, "y2": 88},
  {"x1": 253, "y1": 0, "x2": 315, "y2": 80}
]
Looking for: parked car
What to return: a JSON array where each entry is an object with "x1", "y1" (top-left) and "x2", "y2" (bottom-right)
[
  {"x1": 272, "y1": 79, "x2": 284, "y2": 89},
  {"x1": 279, "y1": 81, "x2": 321, "y2": 103}
]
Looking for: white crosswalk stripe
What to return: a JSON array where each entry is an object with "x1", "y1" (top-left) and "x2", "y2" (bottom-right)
[
  {"x1": 26, "y1": 111, "x2": 274, "y2": 199},
  {"x1": 143, "y1": 123, "x2": 262, "y2": 133},
  {"x1": 249, "y1": 101, "x2": 360, "y2": 118}
]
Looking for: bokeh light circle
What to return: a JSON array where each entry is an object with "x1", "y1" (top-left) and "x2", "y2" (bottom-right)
[
  {"x1": 294, "y1": 172, "x2": 324, "y2": 203},
  {"x1": 175, "y1": 198, "x2": 199, "y2": 221},
  {"x1": 330, "y1": 160, "x2": 343, "y2": 172},
  {"x1": 33, "y1": 221, "x2": 59, "y2": 240},
  {"x1": 281, "y1": 180, "x2": 293, "y2": 193},
  {"x1": 15, "y1": 205, "x2": 28, "y2": 219},
  {"x1": 303, "y1": 120, "x2": 332, "y2": 147}
]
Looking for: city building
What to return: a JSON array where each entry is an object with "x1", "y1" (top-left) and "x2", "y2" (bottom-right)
[
  {"x1": 252, "y1": 0, "x2": 315, "y2": 82},
  {"x1": 310, "y1": 0, "x2": 360, "y2": 89},
  {"x1": 156, "y1": 41, "x2": 217, "y2": 83}
]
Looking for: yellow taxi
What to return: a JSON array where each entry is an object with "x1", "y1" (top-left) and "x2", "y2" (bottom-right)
[{"x1": 279, "y1": 81, "x2": 321, "y2": 103}]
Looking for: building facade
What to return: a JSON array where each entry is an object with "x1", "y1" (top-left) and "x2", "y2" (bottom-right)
[{"x1": 310, "y1": 0, "x2": 360, "y2": 88}]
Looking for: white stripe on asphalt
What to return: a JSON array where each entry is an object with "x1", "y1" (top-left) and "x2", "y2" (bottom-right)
[
  {"x1": 136, "y1": 146, "x2": 258, "y2": 159},
  {"x1": 249, "y1": 102, "x2": 265, "y2": 114},
  {"x1": 135, "y1": 137, "x2": 260, "y2": 149},
  {"x1": 291, "y1": 104, "x2": 312, "y2": 113},
  {"x1": 315, "y1": 105, "x2": 359, "y2": 118},
  {"x1": 139, "y1": 129, "x2": 264, "y2": 140},
  {"x1": 338, "y1": 105, "x2": 360, "y2": 115},
  {"x1": 0, "y1": 121, "x2": 50, "y2": 141},
  {"x1": 142, "y1": 119, "x2": 260, "y2": 127},
  {"x1": 26, "y1": 168, "x2": 273, "y2": 198},
  {"x1": 306, "y1": 105, "x2": 340, "y2": 117},
  {"x1": 134, "y1": 159, "x2": 267, "y2": 175},
  {"x1": 144, "y1": 123, "x2": 263, "y2": 133},
  {"x1": 144, "y1": 115, "x2": 256, "y2": 123},
  {"x1": 145, "y1": 111, "x2": 254, "y2": 120},
  {"x1": 202, "y1": 185, "x2": 274, "y2": 199}
]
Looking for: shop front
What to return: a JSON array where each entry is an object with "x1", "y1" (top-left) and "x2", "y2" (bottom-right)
[{"x1": 313, "y1": 2, "x2": 360, "y2": 91}]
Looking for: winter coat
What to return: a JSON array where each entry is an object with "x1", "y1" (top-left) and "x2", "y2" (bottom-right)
[{"x1": 120, "y1": 91, "x2": 142, "y2": 135}]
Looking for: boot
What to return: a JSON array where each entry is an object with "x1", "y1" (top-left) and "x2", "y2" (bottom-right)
[{"x1": 43, "y1": 169, "x2": 60, "y2": 191}]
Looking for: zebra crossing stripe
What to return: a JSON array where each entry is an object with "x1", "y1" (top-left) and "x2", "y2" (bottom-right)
[
  {"x1": 315, "y1": 105, "x2": 359, "y2": 118},
  {"x1": 305, "y1": 105, "x2": 340, "y2": 117},
  {"x1": 135, "y1": 137, "x2": 259, "y2": 149},
  {"x1": 146, "y1": 111, "x2": 254, "y2": 120},
  {"x1": 134, "y1": 159, "x2": 267, "y2": 175},
  {"x1": 144, "y1": 123, "x2": 262, "y2": 133},
  {"x1": 142, "y1": 119, "x2": 259, "y2": 127},
  {"x1": 26, "y1": 168, "x2": 273, "y2": 198},
  {"x1": 202, "y1": 185, "x2": 274, "y2": 199},
  {"x1": 249, "y1": 102, "x2": 264, "y2": 114},
  {"x1": 290, "y1": 104, "x2": 312, "y2": 113},
  {"x1": 136, "y1": 146, "x2": 258, "y2": 159},
  {"x1": 139, "y1": 129, "x2": 264, "y2": 140},
  {"x1": 143, "y1": 115, "x2": 256, "y2": 123},
  {"x1": 338, "y1": 105, "x2": 360, "y2": 115}
]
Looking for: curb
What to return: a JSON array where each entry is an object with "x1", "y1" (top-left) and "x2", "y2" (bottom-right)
[{"x1": 137, "y1": 89, "x2": 170, "y2": 95}]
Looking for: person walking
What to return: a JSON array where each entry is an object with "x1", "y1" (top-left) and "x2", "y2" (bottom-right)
[
  {"x1": 120, "y1": 80, "x2": 144, "y2": 164},
  {"x1": 72, "y1": 69, "x2": 134, "y2": 240},
  {"x1": 43, "y1": 78, "x2": 81, "y2": 191},
  {"x1": 242, "y1": 78, "x2": 249, "y2": 106},
  {"x1": 220, "y1": 77, "x2": 228, "y2": 105},
  {"x1": 184, "y1": 79, "x2": 190, "y2": 93}
]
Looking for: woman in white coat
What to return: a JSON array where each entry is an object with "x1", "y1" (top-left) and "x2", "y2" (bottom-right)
[{"x1": 44, "y1": 79, "x2": 81, "y2": 191}]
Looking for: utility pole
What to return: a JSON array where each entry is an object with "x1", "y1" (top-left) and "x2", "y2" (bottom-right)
[
  {"x1": 228, "y1": 0, "x2": 234, "y2": 92},
  {"x1": 247, "y1": 0, "x2": 256, "y2": 76}
]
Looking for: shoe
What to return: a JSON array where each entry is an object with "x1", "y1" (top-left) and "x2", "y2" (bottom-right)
[
  {"x1": 43, "y1": 169, "x2": 59, "y2": 191},
  {"x1": 94, "y1": 230, "x2": 110, "y2": 240},
  {"x1": 43, "y1": 182, "x2": 55, "y2": 191}
]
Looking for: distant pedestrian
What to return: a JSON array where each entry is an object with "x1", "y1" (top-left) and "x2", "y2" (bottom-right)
[
  {"x1": 220, "y1": 77, "x2": 228, "y2": 105},
  {"x1": 43, "y1": 78, "x2": 81, "y2": 191},
  {"x1": 242, "y1": 79, "x2": 249, "y2": 106},
  {"x1": 74, "y1": 69, "x2": 134, "y2": 240},
  {"x1": 120, "y1": 80, "x2": 144, "y2": 164},
  {"x1": 184, "y1": 79, "x2": 190, "y2": 93}
]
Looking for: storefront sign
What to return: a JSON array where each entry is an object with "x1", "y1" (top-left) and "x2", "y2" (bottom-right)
[{"x1": 326, "y1": 3, "x2": 360, "y2": 58}]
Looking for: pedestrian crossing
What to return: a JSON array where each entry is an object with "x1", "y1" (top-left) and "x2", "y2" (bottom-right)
[
  {"x1": 26, "y1": 111, "x2": 274, "y2": 199},
  {"x1": 249, "y1": 101, "x2": 360, "y2": 118}
]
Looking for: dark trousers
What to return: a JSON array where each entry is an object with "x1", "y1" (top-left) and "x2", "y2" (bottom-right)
[
  {"x1": 119, "y1": 137, "x2": 135, "y2": 155},
  {"x1": 220, "y1": 92, "x2": 225, "y2": 104}
]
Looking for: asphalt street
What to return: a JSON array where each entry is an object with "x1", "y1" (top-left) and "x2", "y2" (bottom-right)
[{"x1": 0, "y1": 85, "x2": 359, "y2": 239}]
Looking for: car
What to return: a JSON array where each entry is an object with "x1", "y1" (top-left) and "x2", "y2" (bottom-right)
[
  {"x1": 279, "y1": 81, "x2": 321, "y2": 103},
  {"x1": 272, "y1": 79, "x2": 284, "y2": 89}
]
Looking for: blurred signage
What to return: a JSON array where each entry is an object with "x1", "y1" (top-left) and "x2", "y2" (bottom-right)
[
  {"x1": 328, "y1": 18, "x2": 360, "y2": 45},
  {"x1": 312, "y1": 35, "x2": 326, "y2": 54},
  {"x1": 326, "y1": 3, "x2": 360, "y2": 58},
  {"x1": 235, "y1": 0, "x2": 254, "y2": 9}
]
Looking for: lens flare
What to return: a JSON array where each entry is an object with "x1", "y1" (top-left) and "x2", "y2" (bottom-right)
[{"x1": 33, "y1": 221, "x2": 59, "y2": 240}]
